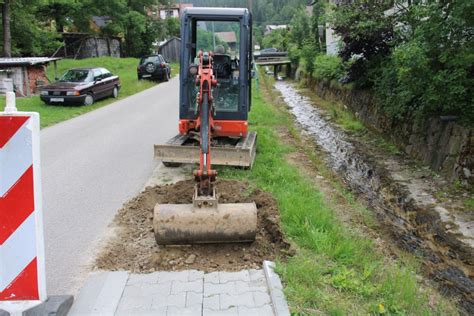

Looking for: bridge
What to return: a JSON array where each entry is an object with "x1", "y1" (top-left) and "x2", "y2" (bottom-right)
[{"x1": 254, "y1": 51, "x2": 292, "y2": 78}]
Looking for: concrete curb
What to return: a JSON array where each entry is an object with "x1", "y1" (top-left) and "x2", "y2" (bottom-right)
[
  {"x1": 68, "y1": 271, "x2": 128, "y2": 315},
  {"x1": 0, "y1": 296, "x2": 73, "y2": 316},
  {"x1": 263, "y1": 260, "x2": 291, "y2": 316}
]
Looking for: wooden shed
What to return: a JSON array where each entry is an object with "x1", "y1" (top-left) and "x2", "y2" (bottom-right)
[
  {"x1": 0, "y1": 57, "x2": 61, "y2": 97},
  {"x1": 158, "y1": 37, "x2": 181, "y2": 62},
  {"x1": 52, "y1": 32, "x2": 122, "y2": 59}
]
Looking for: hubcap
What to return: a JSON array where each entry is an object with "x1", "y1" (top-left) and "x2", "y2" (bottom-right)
[{"x1": 85, "y1": 95, "x2": 93, "y2": 105}]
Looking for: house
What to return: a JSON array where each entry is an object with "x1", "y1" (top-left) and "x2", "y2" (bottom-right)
[
  {"x1": 0, "y1": 57, "x2": 62, "y2": 97},
  {"x1": 264, "y1": 25, "x2": 288, "y2": 35},
  {"x1": 215, "y1": 32, "x2": 237, "y2": 51},
  {"x1": 158, "y1": 37, "x2": 181, "y2": 62},
  {"x1": 146, "y1": 3, "x2": 193, "y2": 20},
  {"x1": 53, "y1": 32, "x2": 122, "y2": 59}
]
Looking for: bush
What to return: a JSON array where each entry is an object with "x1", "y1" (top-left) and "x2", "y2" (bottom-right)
[
  {"x1": 312, "y1": 55, "x2": 345, "y2": 81},
  {"x1": 374, "y1": 2, "x2": 474, "y2": 125}
]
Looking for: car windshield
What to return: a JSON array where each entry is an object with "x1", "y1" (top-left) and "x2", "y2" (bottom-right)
[
  {"x1": 140, "y1": 56, "x2": 160, "y2": 64},
  {"x1": 60, "y1": 69, "x2": 92, "y2": 82}
]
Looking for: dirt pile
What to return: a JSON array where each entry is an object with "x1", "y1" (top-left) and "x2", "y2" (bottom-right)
[{"x1": 95, "y1": 179, "x2": 292, "y2": 272}]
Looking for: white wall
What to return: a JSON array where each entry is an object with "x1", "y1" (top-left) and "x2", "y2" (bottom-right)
[
  {"x1": 325, "y1": 24, "x2": 340, "y2": 56},
  {"x1": 160, "y1": 9, "x2": 179, "y2": 19}
]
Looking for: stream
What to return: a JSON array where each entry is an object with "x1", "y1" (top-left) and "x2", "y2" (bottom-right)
[{"x1": 274, "y1": 81, "x2": 474, "y2": 313}]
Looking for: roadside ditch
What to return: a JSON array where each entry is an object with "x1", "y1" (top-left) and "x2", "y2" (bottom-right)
[{"x1": 274, "y1": 80, "x2": 474, "y2": 313}]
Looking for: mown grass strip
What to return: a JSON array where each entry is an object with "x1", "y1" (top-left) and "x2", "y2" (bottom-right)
[
  {"x1": 0, "y1": 57, "x2": 178, "y2": 128},
  {"x1": 219, "y1": 77, "x2": 458, "y2": 315}
]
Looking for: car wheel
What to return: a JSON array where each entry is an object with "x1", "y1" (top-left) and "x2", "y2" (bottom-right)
[
  {"x1": 84, "y1": 93, "x2": 94, "y2": 106},
  {"x1": 138, "y1": 74, "x2": 142, "y2": 80},
  {"x1": 145, "y1": 62, "x2": 156, "y2": 74},
  {"x1": 112, "y1": 86, "x2": 119, "y2": 98}
]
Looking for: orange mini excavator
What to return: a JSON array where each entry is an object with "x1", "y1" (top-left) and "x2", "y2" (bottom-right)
[
  {"x1": 153, "y1": 8, "x2": 258, "y2": 245},
  {"x1": 154, "y1": 7, "x2": 257, "y2": 168}
]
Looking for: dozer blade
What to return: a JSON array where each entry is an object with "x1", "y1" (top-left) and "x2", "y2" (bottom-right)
[
  {"x1": 155, "y1": 131, "x2": 257, "y2": 168},
  {"x1": 154, "y1": 202, "x2": 257, "y2": 245}
]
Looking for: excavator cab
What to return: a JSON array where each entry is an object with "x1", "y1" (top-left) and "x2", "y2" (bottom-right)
[
  {"x1": 179, "y1": 7, "x2": 252, "y2": 138},
  {"x1": 155, "y1": 7, "x2": 257, "y2": 168}
]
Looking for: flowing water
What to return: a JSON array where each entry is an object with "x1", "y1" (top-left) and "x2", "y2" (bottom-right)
[{"x1": 274, "y1": 81, "x2": 474, "y2": 313}]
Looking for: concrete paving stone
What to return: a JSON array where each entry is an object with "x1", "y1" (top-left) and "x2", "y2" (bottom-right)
[
  {"x1": 158, "y1": 271, "x2": 190, "y2": 283},
  {"x1": 167, "y1": 305, "x2": 202, "y2": 316},
  {"x1": 203, "y1": 294, "x2": 220, "y2": 311},
  {"x1": 122, "y1": 282, "x2": 172, "y2": 297},
  {"x1": 152, "y1": 293, "x2": 186, "y2": 308},
  {"x1": 238, "y1": 305, "x2": 274, "y2": 316},
  {"x1": 249, "y1": 269, "x2": 266, "y2": 282},
  {"x1": 203, "y1": 307, "x2": 239, "y2": 316},
  {"x1": 219, "y1": 270, "x2": 250, "y2": 283},
  {"x1": 204, "y1": 282, "x2": 236, "y2": 296},
  {"x1": 189, "y1": 270, "x2": 205, "y2": 282},
  {"x1": 115, "y1": 295, "x2": 153, "y2": 313},
  {"x1": 186, "y1": 291, "x2": 203, "y2": 307},
  {"x1": 127, "y1": 272, "x2": 161, "y2": 285},
  {"x1": 220, "y1": 293, "x2": 254, "y2": 310},
  {"x1": 116, "y1": 311, "x2": 167, "y2": 316},
  {"x1": 171, "y1": 279, "x2": 203, "y2": 294},
  {"x1": 204, "y1": 271, "x2": 220, "y2": 284},
  {"x1": 253, "y1": 291, "x2": 272, "y2": 307},
  {"x1": 234, "y1": 280, "x2": 268, "y2": 294},
  {"x1": 141, "y1": 282, "x2": 173, "y2": 296}
]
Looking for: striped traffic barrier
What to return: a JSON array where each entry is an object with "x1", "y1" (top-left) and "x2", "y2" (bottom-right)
[{"x1": 0, "y1": 92, "x2": 46, "y2": 314}]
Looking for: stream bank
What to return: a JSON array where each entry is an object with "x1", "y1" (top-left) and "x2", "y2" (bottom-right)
[{"x1": 274, "y1": 81, "x2": 474, "y2": 313}]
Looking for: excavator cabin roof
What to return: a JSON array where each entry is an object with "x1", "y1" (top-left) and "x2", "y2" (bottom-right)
[{"x1": 182, "y1": 7, "x2": 250, "y2": 19}]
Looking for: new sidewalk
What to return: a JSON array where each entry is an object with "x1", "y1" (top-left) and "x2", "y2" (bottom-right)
[{"x1": 69, "y1": 261, "x2": 290, "y2": 316}]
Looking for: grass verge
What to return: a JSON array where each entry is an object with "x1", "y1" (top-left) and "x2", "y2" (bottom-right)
[
  {"x1": 218, "y1": 76, "x2": 458, "y2": 315},
  {"x1": 0, "y1": 57, "x2": 178, "y2": 128}
]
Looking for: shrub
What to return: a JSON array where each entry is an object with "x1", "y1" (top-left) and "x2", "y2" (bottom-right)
[{"x1": 312, "y1": 55, "x2": 345, "y2": 81}]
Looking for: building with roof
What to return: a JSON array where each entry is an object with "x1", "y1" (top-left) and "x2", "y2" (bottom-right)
[
  {"x1": 0, "y1": 57, "x2": 61, "y2": 97},
  {"x1": 158, "y1": 37, "x2": 181, "y2": 62},
  {"x1": 146, "y1": 3, "x2": 193, "y2": 20},
  {"x1": 264, "y1": 25, "x2": 288, "y2": 35},
  {"x1": 215, "y1": 32, "x2": 237, "y2": 51},
  {"x1": 52, "y1": 33, "x2": 121, "y2": 59}
]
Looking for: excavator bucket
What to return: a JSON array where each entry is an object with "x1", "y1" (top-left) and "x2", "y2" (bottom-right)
[{"x1": 153, "y1": 188, "x2": 257, "y2": 245}]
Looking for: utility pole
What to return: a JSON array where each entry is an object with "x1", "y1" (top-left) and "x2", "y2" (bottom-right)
[
  {"x1": 248, "y1": 0, "x2": 253, "y2": 14},
  {"x1": 2, "y1": 0, "x2": 11, "y2": 57}
]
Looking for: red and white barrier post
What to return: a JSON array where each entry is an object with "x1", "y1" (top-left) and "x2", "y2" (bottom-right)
[{"x1": 0, "y1": 92, "x2": 47, "y2": 314}]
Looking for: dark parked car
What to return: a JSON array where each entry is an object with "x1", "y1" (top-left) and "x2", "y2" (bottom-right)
[
  {"x1": 40, "y1": 67, "x2": 121, "y2": 106},
  {"x1": 137, "y1": 54, "x2": 171, "y2": 81}
]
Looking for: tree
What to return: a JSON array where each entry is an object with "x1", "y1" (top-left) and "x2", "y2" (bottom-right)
[
  {"x1": 38, "y1": 0, "x2": 80, "y2": 33},
  {"x1": 2, "y1": 0, "x2": 11, "y2": 57},
  {"x1": 331, "y1": 0, "x2": 394, "y2": 86}
]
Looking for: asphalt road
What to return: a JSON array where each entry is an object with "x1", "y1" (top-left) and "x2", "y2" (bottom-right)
[{"x1": 40, "y1": 77, "x2": 179, "y2": 295}]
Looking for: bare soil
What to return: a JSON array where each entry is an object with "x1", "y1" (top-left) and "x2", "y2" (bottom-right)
[{"x1": 95, "y1": 179, "x2": 292, "y2": 272}]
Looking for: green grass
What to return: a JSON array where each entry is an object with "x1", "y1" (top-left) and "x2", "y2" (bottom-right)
[
  {"x1": 464, "y1": 197, "x2": 474, "y2": 209},
  {"x1": 0, "y1": 57, "x2": 179, "y2": 128},
  {"x1": 218, "y1": 77, "x2": 458, "y2": 315},
  {"x1": 373, "y1": 137, "x2": 402, "y2": 155}
]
